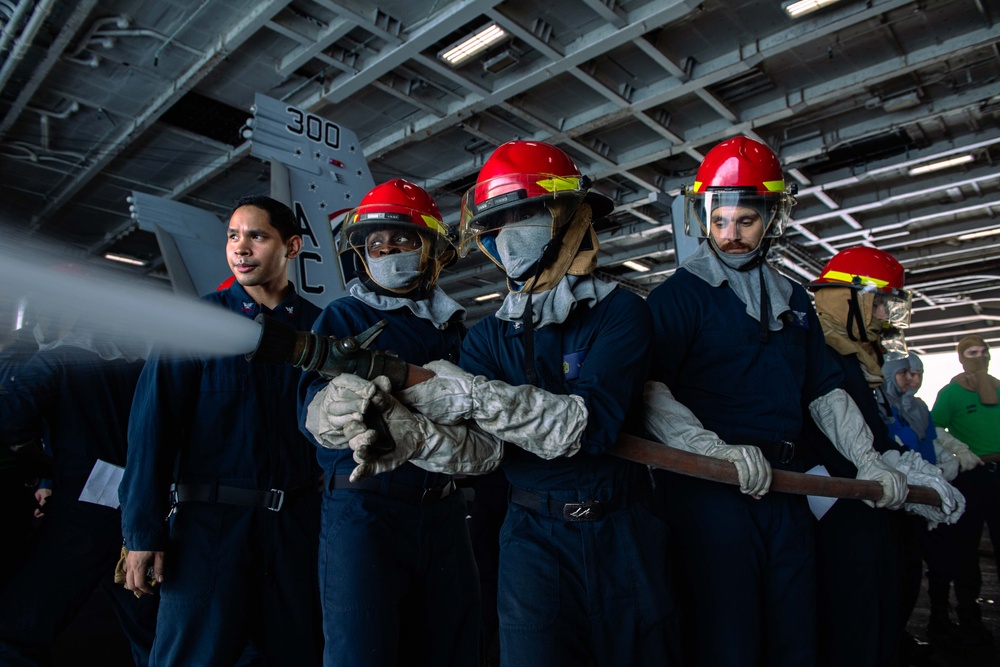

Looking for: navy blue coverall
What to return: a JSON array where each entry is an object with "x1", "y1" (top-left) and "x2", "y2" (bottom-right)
[
  {"x1": 0, "y1": 341, "x2": 157, "y2": 666},
  {"x1": 0, "y1": 330, "x2": 42, "y2": 579},
  {"x1": 648, "y1": 268, "x2": 842, "y2": 667},
  {"x1": 119, "y1": 283, "x2": 323, "y2": 666},
  {"x1": 459, "y1": 287, "x2": 676, "y2": 667},
  {"x1": 884, "y1": 392, "x2": 944, "y2": 656},
  {"x1": 298, "y1": 296, "x2": 481, "y2": 667},
  {"x1": 800, "y1": 351, "x2": 906, "y2": 667}
]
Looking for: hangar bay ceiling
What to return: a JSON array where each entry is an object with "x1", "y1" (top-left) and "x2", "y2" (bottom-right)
[{"x1": 1, "y1": 0, "x2": 998, "y2": 353}]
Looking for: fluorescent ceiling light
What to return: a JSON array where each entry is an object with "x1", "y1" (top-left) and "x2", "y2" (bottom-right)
[
  {"x1": 439, "y1": 24, "x2": 507, "y2": 67},
  {"x1": 104, "y1": 252, "x2": 147, "y2": 266},
  {"x1": 474, "y1": 291, "x2": 502, "y2": 302},
  {"x1": 958, "y1": 227, "x2": 1000, "y2": 241},
  {"x1": 908, "y1": 154, "x2": 974, "y2": 176},
  {"x1": 783, "y1": 0, "x2": 842, "y2": 18},
  {"x1": 623, "y1": 260, "x2": 650, "y2": 272}
]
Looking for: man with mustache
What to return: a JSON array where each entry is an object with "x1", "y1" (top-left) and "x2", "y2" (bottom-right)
[{"x1": 643, "y1": 136, "x2": 910, "y2": 666}]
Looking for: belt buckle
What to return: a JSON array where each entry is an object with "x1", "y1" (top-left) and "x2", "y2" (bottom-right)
[
  {"x1": 778, "y1": 441, "x2": 795, "y2": 464},
  {"x1": 167, "y1": 486, "x2": 179, "y2": 518},
  {"x1": 267, "y1": 489, "x2": 285, "y2": 512},
  {"x1": 563, "y1": 500, "x2": 603, "y2": 522}
]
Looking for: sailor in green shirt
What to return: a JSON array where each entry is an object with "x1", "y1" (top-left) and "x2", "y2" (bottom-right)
[
  {"x1": 929, "y1": 334, "x2": 998, "y2": 646},
  {"x1": 932, "y1": 335, "x2": 1000, "y2": 456}
]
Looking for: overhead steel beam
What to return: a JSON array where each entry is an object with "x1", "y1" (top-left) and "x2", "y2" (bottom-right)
[
  {"x1": 28, "y1": 0, "x2": 295, "y2": 233},
  {"x1": 298, "y1": 0, "x2": 503, "y2": 106},
  {"x1": 0, "y1": 0, "x2": 98, "y2": 141},
  {"x1": 274, "y1": 15, "x2": 356, "y2": 76},
  {"x1": 358, "y1": 0, "x2": 701, "y2": 159},
  {"x1": 611, "y1": 23, "x2": 1000, "y2": 177}
]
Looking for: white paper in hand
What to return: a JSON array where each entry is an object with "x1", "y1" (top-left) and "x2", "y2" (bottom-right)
[
  {"x1": 78, "y1": 459, "x2": 125, "y2": 509},
  {"x1": 805, "y1": 464, "x2": 837, "y2": 521}
]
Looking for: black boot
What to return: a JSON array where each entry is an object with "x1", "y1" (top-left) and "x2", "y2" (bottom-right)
[
  {"x1": 900, "y1": 631, "x2": 937, "y2": 666},
  {"x1": 927, "y1": 581, "x2": 961, "y2": 646},
  {"x1": 927, "y1": 611, "x2": 961, "y2": 645},
  {"x1": 956, "y1": 603, "x2": 994, "y2": 647}
]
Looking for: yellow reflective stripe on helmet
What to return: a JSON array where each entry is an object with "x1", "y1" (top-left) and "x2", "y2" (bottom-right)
[
  {"x1": 823, "y1": 269, "x2": 889, "y2": 288},
  {"x1": 536, "y1": 176, "x2": 581, "y2": 193},
  {"x1": 692, "y1": 180, "x2": 704, "y2": 193},
  {"x1": 763, "y1": 180, "x2": 785, "y2": 192},
  {"x1": 421, "y1": 214, "x2": 447, "y2": 235}
]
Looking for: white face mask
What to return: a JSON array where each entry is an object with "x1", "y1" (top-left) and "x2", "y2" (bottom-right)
[
  {"x1": 495, "y1": 213, "x2": 552, "y2": 281},
  {"x1": 365, "y1": 250, "x2": 423, "y2": 290}
]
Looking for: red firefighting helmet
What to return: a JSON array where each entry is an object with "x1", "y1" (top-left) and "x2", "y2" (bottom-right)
[
  {"x1": 683, "y1": 135, "x2": 796, "y2": 239},
  {"x1": 339, "y1": 179, "x2": 453, "y2": 290},
  {"x1": 810, "y1": 246, "x2": 912, "y2": 328},
  {"x1": 456, "y1": 140, "x2": 613, "y2": 257},
  {"x1": 340, "y1": 179, "x2": 450, "y2": 257},
  {"x1": 811, "y1": 246, "x2": 905, "y2": 292}
]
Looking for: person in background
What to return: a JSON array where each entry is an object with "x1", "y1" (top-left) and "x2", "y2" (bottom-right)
[
  {"x1": 882, "y1": 351, "x2": 983, "y2": 650},
  {"x1": 119, "y1": 195, "x2": 324, "y2": 665},
  {"x1": 930, "y1": 334, "x2": 1000, "y2": 647},
  {"x1": 0, "y1": 292, "x2": 42, "y2": 576},
  {"x1": 804, "y1": 247, "x2": 963, "y2": 667},
  {"x1": 0, "y1": 281, "x2": 157, "y2": 666}
]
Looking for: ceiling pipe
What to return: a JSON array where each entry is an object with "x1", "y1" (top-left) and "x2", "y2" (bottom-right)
[
  {"x1": 0, "y1": 0, "x2": 32, "y2": 59},
  {"x1": 0, "y1": 0, "x2": 97, "y2": 142},
  {"x1": 28, "y1": 0, "x2": 294, "y2": 232},
  {"x1": 65, "y1": 15, "x2": 130, "y2": 59},
  {"x1": 0, "y1": 0, "x2": 57, "y2": 95},
  {"x1": 27, "y1": 100, "x2": 79, "y2": 151},
  {"x1": 152, "y1": 0, "x2": 212, "y2": 66}
]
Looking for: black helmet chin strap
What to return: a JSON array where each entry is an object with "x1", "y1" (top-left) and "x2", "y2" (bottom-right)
[
  {"x1": 845, "y1": 288, "x2": 869, "y2": 344},
  {"x1": 517, "y1": 200, "x2": 584, "y2": 387},
  {"x1": 519, "y1": 237, "x2": 560, "y2": 386},
  {"x1": 505, "y1": 200, "x2": 577, "y2": 284},
  {"x1": 845, "y1": 287, "x2": 886, "y2": 367},
  {"x1": 757, "y1": 262, "x2": 771, "y2": 344}
]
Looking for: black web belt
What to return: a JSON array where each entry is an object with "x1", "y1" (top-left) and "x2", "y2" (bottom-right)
[
  {"x1": 329, "y1": 475, "x2": 455, "y2": 505},
  {"x1": 169, "y1": 481, "x2": 312, "y2": 512},
  {"x1": 510, "y1": 483, "x2": 649, "y2": 522}
]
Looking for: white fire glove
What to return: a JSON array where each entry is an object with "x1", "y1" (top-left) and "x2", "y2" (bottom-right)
[
  {"x1": 397, "y1": 360, "x2": 586, "y2": 460},
  {"x1": 881, "y1": 449, "x2": 966, "y2": 529},
  {"x1": 809, "y1": 388, "x2": 908, "y2": 509},
  {"x1": 305, "y1": 373, "x2": 383, "y2": 449},
  {"x1": 935, "y1": 430, "x2": 983, "y2": 472},
  {"x1": 930, "y1": 440, "x2": 960, "y2": 482},
  {"x1": 349, "y1": 384, "x2": 504, "y2": 481},
  {"x1": 644, "y1": 381, "x2": 771, "y2": 497}
]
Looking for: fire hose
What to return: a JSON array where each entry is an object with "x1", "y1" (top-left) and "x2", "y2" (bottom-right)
[{"x1": 247, "y1": 314, "x2": 947, "y2": 508}]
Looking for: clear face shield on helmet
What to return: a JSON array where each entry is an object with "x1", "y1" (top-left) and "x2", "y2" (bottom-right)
[
  {"x1": 683, "y1": 189, "x2": 795, "y2": 242},
  {"x1": 339, "y1": 211, "x2": 450, "y2": 259},
  {"x1": 869, "y1": 287, "x2": 913, "y2": 360},
  {"x1": 457, "y1": 173, "x2": 588, "y2": 259}
]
